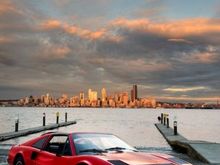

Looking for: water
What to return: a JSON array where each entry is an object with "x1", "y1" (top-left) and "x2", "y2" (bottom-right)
[
  {"x1": 1, "y1": 107, "x2": 218, "y2": 164},
  {"x1": 0, "y1": 107, "x2": 220, "y2": 147}
]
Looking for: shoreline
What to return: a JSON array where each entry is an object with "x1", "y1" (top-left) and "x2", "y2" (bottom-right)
[{"x1": 1, "y1": 106, "x2": 220, "y2": 110}]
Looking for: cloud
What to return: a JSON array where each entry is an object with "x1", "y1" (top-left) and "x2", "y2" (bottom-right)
[
  {"x1": 157, "y1": 96, "x2": 220, "y2": 102},
  {"x1": 163, "y1": 86, "x2": 208, "y2": 92},
  {"x1": 176, "y1": 50, "x2": 218, "y2": 64},
  {"x1": 0, "y1": 36, "x2": 14, "y2": 44},
  {"x1": 89, "y1": 58, "x2": 171, "y2": 73},
  {"x1": 0, "y1": 1, "x2": 220, "y2": 102},
  {"x1": 168, "y1": 38, "x2": 193, "y2": 44},
  {"x1": 42, "y1": 45, "x2": 71, "y2": 59},
  {"x1": 0, "y1": 1, "x2": 20, "y2": 15},
  {"x1": 110, "y1": 17, "x2": 220, "y2": 37},
  {"x1": 41, "y1": 20, "x2": 62, "y2": 29},
  {"x1": 41, "y1": 19, "x2": 108, "y2": 40}
]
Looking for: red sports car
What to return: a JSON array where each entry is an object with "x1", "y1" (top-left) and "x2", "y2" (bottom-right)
[{"x1": 8, "y1": 132, "x2": 192, "y2": 165}]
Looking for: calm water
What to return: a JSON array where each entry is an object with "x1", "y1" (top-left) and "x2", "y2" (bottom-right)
[{"x1": 0, "y1": 107, "x2": 220, "y2": 149}]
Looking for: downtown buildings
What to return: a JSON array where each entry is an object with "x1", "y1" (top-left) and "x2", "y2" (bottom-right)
[{"x1": 15, "y1": 85, "x2": 157, "y2": 108}]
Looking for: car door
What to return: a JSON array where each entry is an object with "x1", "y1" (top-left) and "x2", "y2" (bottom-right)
[{"x1": 32, "y1": 134, "x2": 73, "y2": 165}]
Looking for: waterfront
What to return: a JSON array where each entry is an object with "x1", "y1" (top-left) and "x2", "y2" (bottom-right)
[{"x1": 0, "y1": 108, "x2": 220, "y2": 147}]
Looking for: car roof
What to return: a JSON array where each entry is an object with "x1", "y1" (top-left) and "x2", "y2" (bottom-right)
[
  {"x1": 41, "y1": 132, "x2": 114, "y2": 136},
  {"x1": 41, "y1": 131, "x2": 69, "y2": 136}
]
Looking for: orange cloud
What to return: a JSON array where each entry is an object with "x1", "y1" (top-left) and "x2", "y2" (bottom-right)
[
  {"x1": 0, "y1": 36, "x2": 13, "y2": 43},
  {"x1": 41, "y1": 19, "x2": 107, "y2": 40},
  {"x1": 54, "y1": 47, "x2": 71, "y2": 58},
  {"x1": 41, "y1": 20, "x2": 62, "y2": 29},
  {"x1": 64, "y1": 25, "x2": 107, "y2": 40},
  {"x1": 0, "y1": 1, "x2": 14, "y2": 14},
  {"x1": 111, "y1": 18, "x2": 220, "y2": 38},
  {"x1": 0, "y1": 1, "x2": 22, "y2": 15},
  {"x1": 178, "y1": 51, "x2": 218, "y2": 64},
  {"x1": 42, "y1": 44, "x2": 71, "y2": 59},
  {"x1": 41, "y1": 17, "x2": 220, "y2": 42}
]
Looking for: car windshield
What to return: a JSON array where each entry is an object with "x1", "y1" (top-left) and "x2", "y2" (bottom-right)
[{"x1": 72, "y1": 133, "x2": 136, "y2": 155}]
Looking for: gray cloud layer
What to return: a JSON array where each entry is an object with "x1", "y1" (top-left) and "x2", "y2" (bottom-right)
[{"x1": 0, "y1": 1, "x2": 220, "y2": 102}]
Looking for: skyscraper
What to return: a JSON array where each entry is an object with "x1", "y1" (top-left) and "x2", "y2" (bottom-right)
[
  {"x1": 88, "y1": 89, "x2": 92, "y2": 101},
  {"x1": 79, "y1": 92, "x2": 85, "y2": 106},
  {"x1": 88, "y1": 88, "x2": 98, "y2": 101},
  {"x1": 79, "y1": 92, "x2": 84, "y2": 100},
  {"x1": 131, "y1": 85, "x2": 138, "y2": 101},
  {"x1": 101, "y1": 88, "x2": 107, "y2": 102}
]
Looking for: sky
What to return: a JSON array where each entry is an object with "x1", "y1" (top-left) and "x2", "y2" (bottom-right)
[{"x1": 0, "y1": 0, "x2": 220, "y2": 103}]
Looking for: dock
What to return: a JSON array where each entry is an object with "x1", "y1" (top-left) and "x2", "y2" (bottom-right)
[
  {"x1": 155, "y1": 123, "x2": 220, "y2": 164},
  {"x1": 0, "y1": 120, "x2": 76, "y2": 165},
  {"x1": 0, "y1": 120, "x2": 76, "y2": 142}
]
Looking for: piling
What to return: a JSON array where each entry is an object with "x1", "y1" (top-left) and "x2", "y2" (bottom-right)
[
  {"x1": 15, "y1": 118, "x2": 19, "y2": 132},
  {"x1": 43, "y1": 113, "x2": 46, "y2": 126},
  {"x1": 161, "y1": 113, "x2": 163, "y2": 124},
  {"x1": 65, "y1": 112, "x2": 67, "y2": 122},
  {"x1": 56, "y1": 112, "x2": 59, "y2": 124},
  {"x1": 167, "y1": 117, "x2": 169, "y2": 128},
  {"x1": 174, "y1": 120, "x2": 177, "y2": 135},
  {"x1": 0, "y1": 120, "x2": 77, "y2": 142},
  {"x1": 163, "y1": 115, "x2": 166, "y2": 125},
  {"x1": 155, "y1": 123, "x2": 220, "y2": 164}
]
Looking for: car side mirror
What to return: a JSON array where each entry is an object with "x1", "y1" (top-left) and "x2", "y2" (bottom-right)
[{"x1": 31, "y1": 151, "x2": 38, "y2": 160}]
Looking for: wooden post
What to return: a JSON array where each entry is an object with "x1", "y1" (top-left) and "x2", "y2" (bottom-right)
[
  {"x1": 65, "y1": 112, "x2": 67, "y2": 122},
  {"x1": 163, "y1": 114, "x2": 166, "y2": 125},
  {"x1": 174, "y1": 121, "x2": 178, "y2": 135},
  {"x1": 43, "y1": 113, "x2": 46, "y2": 126},
  {"x1": 56, "y1": 112, "x2": 59, "y2": 124},
  {"x1": 15, "y1": 118, "x2": 19, "y2": 132},
  {"x1": 167, "y1": 117, "x2": 169, "y2": 128}
]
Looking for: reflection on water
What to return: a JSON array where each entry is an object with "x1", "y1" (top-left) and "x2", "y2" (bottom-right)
[{"x1": 0, "y1": 108, "x2": 220, "y2": 148}]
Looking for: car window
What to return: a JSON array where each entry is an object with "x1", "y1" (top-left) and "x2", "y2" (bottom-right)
[
  {"x1": 62, "y1": 138, "x2": 72, "y2": 156},
  {"x1": 73, "y1": 133, "x2": 136, "y2": 155},
  {"x1": 44, "y1": 135, "x2": 72, "y2": 156},
  {"x1": 32, "y1": 136, "x2": 48, "y2": 149}
]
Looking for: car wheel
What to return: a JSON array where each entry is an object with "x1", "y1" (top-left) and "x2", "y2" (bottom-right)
[{"x1": 14, "y1": 156, "x2": 25, "y2": 165}]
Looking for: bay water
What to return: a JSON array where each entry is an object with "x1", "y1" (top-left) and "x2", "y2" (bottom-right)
[{"x1": 0, "y1": 107, "x2": 220, "y2": 149}]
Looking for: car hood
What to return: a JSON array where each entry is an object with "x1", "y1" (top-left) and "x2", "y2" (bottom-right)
[{"x1": 97, "y1": 152, "x2": 190, "y2": 165}]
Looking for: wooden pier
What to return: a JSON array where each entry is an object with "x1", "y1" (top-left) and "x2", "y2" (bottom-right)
[
  {"x1": 155, "y1": 123, "x2": 220, "y2": 164},
  {"x1": 0, "y1": 120, "x2": 76, "y2": 142}
]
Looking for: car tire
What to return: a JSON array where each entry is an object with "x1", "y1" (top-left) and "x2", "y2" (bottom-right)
[{"x1": 14, "y1": 156, "x2": 25, "y2": 165}]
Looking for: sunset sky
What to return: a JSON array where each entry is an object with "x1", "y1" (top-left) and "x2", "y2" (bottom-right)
[{"x1": 0, "y1": 0, "x2": 220, "y2": 102}]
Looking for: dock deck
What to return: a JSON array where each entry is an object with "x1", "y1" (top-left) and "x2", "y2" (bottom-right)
[
  {"x1": 155, "y1": 123, "x2": 220, "y2": 164},
  {"x1": 0, "y1": 121, "x2": 76, "y2": 165},
  {"x1": 0, "y1": 120, "x2": 76, "y2": 142}
]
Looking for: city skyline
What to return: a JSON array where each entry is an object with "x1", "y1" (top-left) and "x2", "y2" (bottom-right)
[
  {"x1": 1, "y1": 85, "x2": 219, "y2": 109},
  {"x1": 0, "y1": 1, "x2": 220, "y2": 103},
  {"x1": 11, "y1": 85, "x2": 158, "y2": 108}
]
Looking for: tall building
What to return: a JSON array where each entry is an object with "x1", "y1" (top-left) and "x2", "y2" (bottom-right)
[
  {"x1": 44, "y1": 93, "x2": 50, "y2": 105},
  {"x1": 79, "y1": 92, "x2": 85, "y2": 106},
  {"x1": 88, "y1": 88, "x2": 98, "y2": 101},
  {"x1": 101, "y1": 88, "x2": 107, "y2": 102},
  {"x1": 131, "y1": 89, "x2": 133, "y2": 102},
  {"x1": 88, "y1": 89, "x2": 92, "y2": 101},
  {"x1": 79, "y1": 92, "x2": 84, "y2": 100},
  {"x1": 122, "y1": 92, "x2": 129, "y2": 106},
  {"x1": 91, "y1": 91, "x2": 97, "y2": 101},
  {"x1": 131, "y1": 85, "x2": 138, "y2": 101}
]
